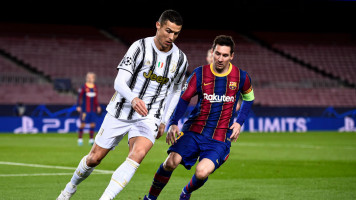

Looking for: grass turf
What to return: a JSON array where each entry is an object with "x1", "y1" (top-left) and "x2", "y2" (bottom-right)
[{"x1": 0, "y1": 132, "x2": 355, "y2": 199}]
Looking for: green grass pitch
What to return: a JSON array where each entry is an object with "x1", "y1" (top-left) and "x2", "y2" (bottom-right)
[{"x1": 0, "y1": 132, "x2": 356, "y2": 200}]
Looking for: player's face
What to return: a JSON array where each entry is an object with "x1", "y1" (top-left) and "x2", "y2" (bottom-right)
[
  {"x1": 86, "y1": 74, "x2": 95, "y2": 84},
  {"x1": 155, "y1": 20, "x2": 182, "y2": 52},
  {"x1": 213, "y1": 45, "x2": 234, "y2": 73}
]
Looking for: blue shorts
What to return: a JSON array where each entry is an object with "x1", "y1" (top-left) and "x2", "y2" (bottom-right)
[
  {"x1": 80, "y1": 112, "x2": 97, "y2": 124},
  {"x1": 168, "y1": 131, "x2": 230, "y2": 170}
]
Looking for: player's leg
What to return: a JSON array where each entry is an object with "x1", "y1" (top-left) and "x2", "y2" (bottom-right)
[
  {"x1": 100, "y1": 136, "x2": 153, "y2": 200},
  {"x1": 145, "y1": 152, "x2": 182, "y2": 200},
  {"x1": 180, "y1": 139, "x2": 230, "y2": 200},
  {"x1": 78, "y1": 122, "x2": 85, "y2": 146},
  {"x1": 145, "y1": 131, "x2": 200, "y2": 200},
  {"x1": 180, "y1": 158, "x2": 214, "y2": 199},
  {"x1": 89, "y1": 122, "x2": 96, "y2": 145},
  {"x1": 57, "y1": 113, "x2": 125, "y2": 200},
  {"x1": 57, "y1": 143, "x2": 110, "y2": 200},
  {"x1": 78, "y1": 112, "x2": 86, "y2": 146}
]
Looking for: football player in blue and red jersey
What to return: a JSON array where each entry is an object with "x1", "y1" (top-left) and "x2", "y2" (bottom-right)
[
  {"x1": 76, "y1": 72, "x2": 101, "y2": 146},
  {"x1": 144, "y1": 35, "x2": 255, "y2": 200}
]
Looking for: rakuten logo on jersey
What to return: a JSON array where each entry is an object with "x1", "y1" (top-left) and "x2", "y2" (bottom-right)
[
  {"x1": 203, "y1": 93, "x2": 235, "y2": 103},
  {"x1": 86, "y1": 92, "x2": 96, "y2": 97}
]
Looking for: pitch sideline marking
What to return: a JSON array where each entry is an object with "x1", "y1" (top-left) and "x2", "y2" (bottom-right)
[
  {"x1": 0, "y1": 161, "x2": 114, "y2": 176},
  {"x1": 0, "y1": 173, "x2": 74, "y2": 177}
]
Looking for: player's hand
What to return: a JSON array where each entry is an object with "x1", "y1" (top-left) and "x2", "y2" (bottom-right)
[
  {"x1": 230, "y1": 122, "x2": 242, "y2": 142},
  {"x1": 131, "y1": 97, "x2": 148, "y2": 117},
  {"x1": 97, "y1": 106, "x2": 102, "y2": 114},
  {"x1": 76, "y1": 106, "x2": 81, "y2": 113},
  {"x1": 156, "y1": 123, "x2": 166, "y2": 139},
  {"x1": 166, "y1": 124, "x2": 180, "y2": 145}
]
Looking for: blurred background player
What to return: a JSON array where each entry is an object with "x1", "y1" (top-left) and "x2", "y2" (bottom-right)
[
  {"x1": 144, "y1": 35, "x2": 254, "y2": 200},
  {"x1": 76, "y1": 72, "x2": 101, "y2": 146},
  {"x1": 206, "y1": 48, "x2": 213, "y2": 64},
  {"x1": 13, "y1": 102, "x2": 26, "y2": 116}
]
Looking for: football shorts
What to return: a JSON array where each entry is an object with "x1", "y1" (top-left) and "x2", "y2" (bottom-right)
[
  {"x1": 168, "y1": 131, "x2": 230, "y2": 170},
  {"x1": 95, "y1": 113, "x2": 160, "y2": 150},
  {"x1": 79, "y1": 112, "x2": 97, "y2": 124}
]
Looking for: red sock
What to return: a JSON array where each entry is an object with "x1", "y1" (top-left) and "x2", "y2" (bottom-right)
[
  {"x1": 89, "y1": 128, "x2": 95, "y2": 139},
  {"x1": 78, "y1": 128, "x2": 84, "y2": 138},
  {"x1": 148, "y1": 163, "x2": 173, "y2": 199}
]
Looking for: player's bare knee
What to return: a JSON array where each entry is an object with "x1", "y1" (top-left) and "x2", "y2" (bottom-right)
[
  {"x1": 163, "y1": 153, "x2": 181, "y2": 171},
  {"x1": 86, "y1": 154, "x2": 102, "y2": 167},
  {"x1": 163, "y1": 159, "x2": 178, "y2": 171},
  {"x1": 128, "y1": 149, "x2": 147, "y2": 164},
  {"x1": 195, "y1": 166, "x2": 210, "y2": 180}
]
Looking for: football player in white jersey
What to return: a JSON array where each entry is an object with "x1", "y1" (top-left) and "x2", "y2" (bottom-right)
[{"x1": 57, "y1": 10, "x2": 188, "y2": 200}]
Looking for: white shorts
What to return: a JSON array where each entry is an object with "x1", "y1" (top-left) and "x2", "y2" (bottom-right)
[{"x1": 95, "y1": 113, "x2": 160, "y2": 150}]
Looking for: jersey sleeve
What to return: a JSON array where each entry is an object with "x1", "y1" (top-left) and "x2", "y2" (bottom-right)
[
  {"x1": 76, "y1": 85, "x2": 84, "y2": 106},
  {"x1": 180, "y1": 70, "x2": 197, "y2": 102},
  {"x1": 117, "y1": 40, "x2": 143, "y2": 75},
  {"x1": 241, "y1": 72, "x2": 255, "y2": 101},
  {"x1": 168, "y1": 71, "x2": 197, "y2": 126},
  {"x1": 236, "y1": 72, "x2": 254, "y2": 125},
  {"x1": 173, "y1": 52, "x2": 189, "y2": 85}
]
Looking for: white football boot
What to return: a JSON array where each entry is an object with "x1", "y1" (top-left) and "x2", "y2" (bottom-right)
[{"x1": 56, "y1": 183, "x2": 76, "y2": 200}]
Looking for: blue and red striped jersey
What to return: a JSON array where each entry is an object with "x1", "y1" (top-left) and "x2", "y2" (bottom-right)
[
  {"x1": 77, "y1": 84, "x2": 99, "y2": 113},
  {"x1": 170, "y1": 63, "x2": 252, "y2": 146}
]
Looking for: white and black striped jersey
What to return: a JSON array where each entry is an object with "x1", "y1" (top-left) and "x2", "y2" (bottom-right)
[{"x1": 106, "y1": 36, "x2": 188, "y2": 121}]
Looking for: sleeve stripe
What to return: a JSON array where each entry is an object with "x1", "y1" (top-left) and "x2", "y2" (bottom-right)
[
  {"x1": 176, "y1": 60, "x2": 188, "y2": 84},
  {"x1": 117, "y1": 68, "x2": 133, "y2": 75},
  {"x1": 242, "y1": 86, "x2": 253, "y2": 94}
]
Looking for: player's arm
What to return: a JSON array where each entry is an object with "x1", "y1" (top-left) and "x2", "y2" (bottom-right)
[
  {"x1": 160, "y1": 60, "x2": 188, "y2": 126},
  {"x1": 166, "y1": 70, "x2": 197, "y2": 145},
  {"x1": 158, "y1": 58, "x2": 188, "y2": 140},
  {"x1": 230, "y1": 73, "x2": 255, "y2": 142},
  {"x1": 114, "y1": 69, "x2": 147, "y2": 116},
  {"x1": 76, "y1": 86, "x2": 84, "y2": 113},
  {"x1": 115, "y1": 40, "x2": 147, "y2": 116},
  {"x1": 156, "y1": 83, "x2": 182, "y2": 139}
]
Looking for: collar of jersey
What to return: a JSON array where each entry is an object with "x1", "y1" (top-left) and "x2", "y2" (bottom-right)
[
  {"x1": 210, "y1": 63, "x2": 232, "y2": 77},
  {"x1": 85, "y1": 83, "x2": 95, "y2": 88},
  {"x1": 152, "y1": 36, "x2": 175, "y2": 55}
]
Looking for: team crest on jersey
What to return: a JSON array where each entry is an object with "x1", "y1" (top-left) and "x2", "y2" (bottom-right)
[
  {"x1": 229, "y1": 82, "x2": 237, "y2": 90},
  {"x1": 170, "y1": 62, "x2": 177, "y2": 73}
]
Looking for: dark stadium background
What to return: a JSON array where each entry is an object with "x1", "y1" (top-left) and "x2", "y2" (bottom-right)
[
  {"x1": 0, "y1": 0, "x2": 355, "y2": 130},
  {"x1": 1, "y1": 1, "x2": 356, "y2": 31}
]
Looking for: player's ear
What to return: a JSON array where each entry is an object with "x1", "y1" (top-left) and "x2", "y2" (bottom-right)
[
  {"x1": 156, "y1": 21, "x2": 161, "y2": 30},
  {"x1": 230, "y1": 52, "x2": 234, "y2": 61}
]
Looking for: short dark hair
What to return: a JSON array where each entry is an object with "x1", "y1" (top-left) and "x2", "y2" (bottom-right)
[
  {"x1": 158, "y1": 9, "x2": 183, "y2": 26},
  {"x1": 212, "y1": 35, "x2": 235, "y2": 55}
]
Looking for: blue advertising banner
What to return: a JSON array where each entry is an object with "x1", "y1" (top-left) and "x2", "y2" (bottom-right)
[
  {"x1": 0, "y1": 116, "x2": 104, "y2": 133},
  {"x1": 1, "y1": 115, "x2": 355, "y2": 133}
]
